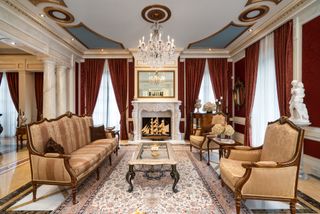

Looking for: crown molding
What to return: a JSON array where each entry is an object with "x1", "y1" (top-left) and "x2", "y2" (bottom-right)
[
  {"x1": 179, "y1": 48, "x2": 230, "y2": 59},
  {"x1": 228, "y1": 0, "x2": 315, "y2": 57},
  {"x1": 83, "y1": 49, "x2": 132, "y2": 59}
]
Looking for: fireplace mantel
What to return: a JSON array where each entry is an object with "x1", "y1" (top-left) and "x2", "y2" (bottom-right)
[{"x1": 132, "y1": 100, "x2": 182, "y2": 142}]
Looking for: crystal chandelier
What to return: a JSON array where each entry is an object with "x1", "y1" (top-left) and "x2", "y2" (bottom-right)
[
  {"x1": 138, "y1": 22, "x2": 175, "y2": 68},
  {"x1": 149, "y1": 71, "x2": 165, "y2": 85}
]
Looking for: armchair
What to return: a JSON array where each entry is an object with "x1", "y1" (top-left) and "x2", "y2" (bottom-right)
[
  {"x1": 189, "y1": 112, "x2": 227, "y2": 161},
  {"x1": 220, "y1": 117, "x2": 304, "y2": 214}
]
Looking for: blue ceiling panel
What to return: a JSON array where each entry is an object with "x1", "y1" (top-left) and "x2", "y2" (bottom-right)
[
  {"x1": 188, "y1": 22, "x2": 250, "y2": 49},
  {"x1": 64, "y1": 23, "x2": 124, "y2": 49}
]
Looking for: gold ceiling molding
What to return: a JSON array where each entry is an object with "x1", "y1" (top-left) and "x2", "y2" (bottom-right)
[
  {"x1": 61, "y1": 23, "x2": 125, "y2": 49},
  {"x1": 187, "y1": 22, "x2": 253, "y2": 49},
  {"x1": 239, "y1": 5, "x2": 270, "y2": 22},
  {"x1": 43, "y1": 6, "x2": 74, "y2": 23},
  {"x1": 246, "y1": 0, "x2": 282, "y2": 6},
  {"x1": 141, "y1": 4, "x2": 171, "y2": 23},
  {"x1": 29, "y1": 0, "x2": 66, "y2": 7}
]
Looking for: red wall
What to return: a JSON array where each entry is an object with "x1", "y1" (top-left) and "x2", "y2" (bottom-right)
[
  {"x1": 302, "y1": 15, "x2": 320, "y2": 158},
  {"x1": 234, "y1": 58, "x2": 246, "y2": 117}
]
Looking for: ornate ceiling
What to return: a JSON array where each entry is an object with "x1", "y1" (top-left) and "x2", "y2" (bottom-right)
[{"x1": 20, "y1": 0, "x2": 293, "y2": 51}]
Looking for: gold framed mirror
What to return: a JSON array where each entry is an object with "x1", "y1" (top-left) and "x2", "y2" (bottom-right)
[
  {"x1": 137, "y1": 70, "x2": 175, "y2": 98},
  {"x1": 233, "y1": 79, "x2": 245, "y2": 107}
]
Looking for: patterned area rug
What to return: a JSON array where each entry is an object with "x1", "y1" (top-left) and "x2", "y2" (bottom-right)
[{"x1": 53, "y1": 146, "x2": 250, "y2": 213}]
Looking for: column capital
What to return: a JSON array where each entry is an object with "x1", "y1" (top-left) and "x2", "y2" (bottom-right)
[
  {"x1": 56, "y1": 64, "x2": 67, "y2": 71},
  {"x1": 43, "y1": 59, "x2": 56, "y2": 66}
]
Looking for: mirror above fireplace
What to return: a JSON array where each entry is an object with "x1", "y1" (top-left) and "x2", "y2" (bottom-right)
[{"x1": 137, "y1": 70, "x2": 175, "y2": 98}]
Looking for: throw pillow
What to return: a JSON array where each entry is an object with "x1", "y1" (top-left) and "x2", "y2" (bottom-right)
[
  {"x1": 45, "y1": 138, "x2": 65, "y2": 154},
  {"x1": 90, "y1": 125, "x2": 107, "y2": 142}
]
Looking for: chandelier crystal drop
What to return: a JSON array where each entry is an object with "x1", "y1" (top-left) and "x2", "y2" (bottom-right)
[
  {"x1": 149, "y1": 71, "x2": 165, "y2": 85},
  {"x1": 138, "y1": 22, "x2": 175, "y2": 68}
]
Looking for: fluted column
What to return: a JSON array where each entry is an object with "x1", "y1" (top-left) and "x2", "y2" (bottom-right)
[
  {"x1": 56, "y1": 65, "x2": 67, "y2": 116},
  {"x1": 67, "y1": 66, "x2": 75, "y2": 113},
  {"x1": 43, "y1": 60, "x2": 56, "y2": 119}
]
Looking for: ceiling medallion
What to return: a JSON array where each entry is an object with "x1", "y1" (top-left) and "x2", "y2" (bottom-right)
[
  {"x1": 239, "y1": 5, "x2": 269, "y2": 22},
  {"x1": 43, "y1": 7, "x2": 75, "y2": 23},
  {"x1": 141, "y1": 4, "x2": 171, "y2": 23},
  {"x1": 138, "y1": 5, "x2": 175, "y2": 69}
]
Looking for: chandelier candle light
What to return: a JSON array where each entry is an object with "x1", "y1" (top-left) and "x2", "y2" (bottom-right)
[{"x1": 138, "y1": 22, "x2": 175, "y2": 68}]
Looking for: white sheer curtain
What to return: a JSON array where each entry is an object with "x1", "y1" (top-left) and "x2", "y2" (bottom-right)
[
  {"x1": 92, "y1": 61, "x2": 120, "y2": 129},
  {"x1": 251, "y1": 33, "x2": 280, "y2": 147},
  {"x1": 0, "y1": 73, "x2": 18, "y2": 137},
  {"x1": 198, "y1": 59, "x2": 216, "y2": 109}
]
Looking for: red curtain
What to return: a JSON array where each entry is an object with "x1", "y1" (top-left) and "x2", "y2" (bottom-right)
[
  {"x1": 244, "y1": 41, "x2": 260, "y2": 146},
  {"x1": 108, "y1": 59, "x2": 128, "y2": 140},
  {"x1": 75, "y1": 62, "x2": 79, "y2": 115},
  {"x1": 80, "y1": 62, "x2": 86, "y2": 115},
  {"x1": 6, "y1": 72, "x2": 19, "y2": 112},
  {"x1": 81, "y1": 59, "x2": 105, "y2": 115},
  {"x1": 274, "y1": 20, "x2": 293, "y2": 116},
  {"x1": 185, "y1": 58, "x2": 206, "y2": 140},
  {"x1": 178, "y1": 58, "x2": 185, "y2": 133},
  {"x1": 207, "y1": 58, "x2": 228, "y2": 112},
  {"x1": 34, "y1": 72, "x2": 44, "y2": 121}
]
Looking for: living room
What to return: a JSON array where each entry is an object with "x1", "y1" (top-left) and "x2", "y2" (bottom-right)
[{"x1": 0, "y1": 0, "x2": 320, "y2": 213}]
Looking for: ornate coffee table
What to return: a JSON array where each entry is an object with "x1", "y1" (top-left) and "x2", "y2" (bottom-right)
[{"x1": 126, "y1": 142, "x2": 180, "y2": 193}]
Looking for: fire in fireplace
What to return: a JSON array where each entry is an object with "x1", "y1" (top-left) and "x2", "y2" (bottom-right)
[{"x1": 141, "y1": 117, "x2": 171, "y2": 139}]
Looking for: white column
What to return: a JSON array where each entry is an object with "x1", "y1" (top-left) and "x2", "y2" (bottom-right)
[
  {"x1": 56, "y1": 65, "x2": 67, "y2": 116},
  {"x1": 67, "y1": 66, "x2": 75, "y2": 113},
  {"x1": 43, "y1": 60, "x2": 56, "y2": 119}
]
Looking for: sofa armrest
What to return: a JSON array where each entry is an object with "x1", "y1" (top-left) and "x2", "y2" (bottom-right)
[
  {"x1": 30, "y1": 154, "x2": 75, "y2": 183},
  {"x1": 226, "y1": 149, "x2": 262, "y2": 162},
  {"x1": 242, "y1": 161, "x2": 278, "y2": 168}
]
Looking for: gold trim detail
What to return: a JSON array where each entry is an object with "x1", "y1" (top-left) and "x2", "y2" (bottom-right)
[
  {"x1": 60, "y1": 23, "x2": 125, "y2": 49},
  {"x1": 29, "y1": 0, "x2": 66, "y2": 7},
  {"x1": 43, "y1": 7, "x2": 74, "y2": 23},
  {"x1": 246, "y1": 0, "x2": 282, "y2": 6},
  {"x1": 187, "y1": 22, "x2": 253, "y2": 49},
  {"x1": 239, "y1": 5, "x2": 270, "y2": 22},
  {"x1": 141, "y1": 4, "x2": 171, "y2": 23}
]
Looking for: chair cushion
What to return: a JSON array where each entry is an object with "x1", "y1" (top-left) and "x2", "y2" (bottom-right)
[
  {"x1": 190, "y1": 135, "x2": 205, "y2": 147},
  {"x1": 220, "y1": 158, "x2": 248, "y2": 188}
]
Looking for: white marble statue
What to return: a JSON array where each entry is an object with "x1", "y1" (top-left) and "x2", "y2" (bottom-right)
[{"x1": 289, "y1": 80, "x2": 310, "y2": 125}]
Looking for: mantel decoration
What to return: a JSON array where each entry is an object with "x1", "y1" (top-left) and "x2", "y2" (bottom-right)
[
  {"x1": 138, "y1": 5, "x2": 175, "y2": 69},
  {"x1": 194, "y1": 99, "x2": 202, "y2": 112},
  {"x1": 202, "y1": 102, "x2": 216, "y2": 113}
]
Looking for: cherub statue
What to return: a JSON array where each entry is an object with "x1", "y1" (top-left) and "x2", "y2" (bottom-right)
[
  {"x1": 289, "y1": 80, "x2": 310, "y2": 125},
  {"x1": 18, "y1": 110, "x2": 27, "y2": 127}
]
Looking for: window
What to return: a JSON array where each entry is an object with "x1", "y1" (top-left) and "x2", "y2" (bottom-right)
[
  {"x1": 92, "y1": 61, "x2": 120, "y2": 129},
  {"x1": 0, "y1": 73, "x2": 18, "y2": 137},
  {"x1": 251, "y1": 33, "x2": 280, "y2": 147},
  {"x1": 198, "y1": 59, "x2": 216, "y2": 109}
]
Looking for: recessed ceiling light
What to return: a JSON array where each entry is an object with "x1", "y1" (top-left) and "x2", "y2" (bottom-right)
[
  {"x1": 10, "y1": 41, "x2": 16, "y2": 45},
  {"x1": 248, "y1": 28, "x2": 253, "y2": 32},
  {"x1": 40, "y1": 14, "x2": 45, "y2": 18},
  {"x1": 209, "y1": 48, "x2": 212, "y2": 51},
  {"x1": 100, "y1": 49, "x2": 104, "y2": 52},
  {"x1": 71, "y1": 38, "x2": 74, "y2": 41}
]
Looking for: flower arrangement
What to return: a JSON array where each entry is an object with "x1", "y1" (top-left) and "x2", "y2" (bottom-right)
[
  {"x1": 202, "y1": 102, "x2": 216, "y2": 113},
  {"x1": 210, "y1": 124, "x2": 235, "y2": 137}
]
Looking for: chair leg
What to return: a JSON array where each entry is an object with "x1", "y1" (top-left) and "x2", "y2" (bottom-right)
[
  {"x1": 290, "y1": 199, "x2": 296, "y2": 214},
  {"x1": 96, "y1": 167, "x2": 100, "y2": 180},
  {"x1": 72, "y1": 185, "x2": 77, "y2": 205},
  {"x1": 32, "y1": 182, "x2": 37, "y2": 202},
  {"x1": 190, "y1": 144, "x2": 192, "y2": 152},
  {"x1": 199, "y1": 149, "x2": 202, "y2": 161},
  {"x1": 221, "y1": 179, "x2": 225, "y2": 187},
  {"x1": 235, "y1": 196, "x2": 241, "y2": 214},
  {"x1": 109, "y1": 154, "x2": 112, "y2": 166}
]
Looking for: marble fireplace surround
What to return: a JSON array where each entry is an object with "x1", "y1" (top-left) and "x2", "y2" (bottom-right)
[{"x1": 132, "y1": 100, "x2": 182, "y2": 143}]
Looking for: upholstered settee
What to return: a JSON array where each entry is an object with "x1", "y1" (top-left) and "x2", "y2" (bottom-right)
[
  {"x1": 27, "y1": 112, "x2": 118, "y2": 204},
  {"x1": 220, "y1": 117, "x2": 304, "y2": 214},
  {"x1": 189, "y1": 112, "x2": 227, "y2": 161}
]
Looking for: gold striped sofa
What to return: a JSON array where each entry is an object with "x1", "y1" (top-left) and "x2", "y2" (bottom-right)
[{"x1": 27, "y1": 112, "x2": 118, "y2": 204}]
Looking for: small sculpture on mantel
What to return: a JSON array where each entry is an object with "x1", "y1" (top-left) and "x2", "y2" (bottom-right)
[
  {"x1": 17, "y1": 109, "x2": 27, "y2": 127},
  {"x1": 289, "y1": 80, "x2": 310, "y2": 126}
]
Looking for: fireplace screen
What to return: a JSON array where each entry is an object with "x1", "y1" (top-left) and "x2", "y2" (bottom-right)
[{"x1": 141, "y1": 117, "x2": 171, "y2": 138}]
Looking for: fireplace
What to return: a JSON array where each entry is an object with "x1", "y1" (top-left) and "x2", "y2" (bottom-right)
[
  {"x1": 132, "y1": 100, "x2": 182, "y2": 142},
  {"x1": 141, "y1": 117, "x2": 171, "y2": 139}
]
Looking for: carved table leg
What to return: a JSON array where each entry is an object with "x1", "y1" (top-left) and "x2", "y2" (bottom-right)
[
  {"x1": 207, "y1": 139, "x2": 211, "y2": 165},
  {"x1": 126, "y1": 165, "x2": 135, "y2": 192},
  {"x1": 171, "y1": 164, "x2": 180, "y2": 193}
]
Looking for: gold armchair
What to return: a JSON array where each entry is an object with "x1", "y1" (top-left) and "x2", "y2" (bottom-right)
[
  {"x1": 220, "y1": 117, "x2": 304, "y2": 214},
  {"x1": 189, "y1": 112, "x2": 227, "y2": 161}
]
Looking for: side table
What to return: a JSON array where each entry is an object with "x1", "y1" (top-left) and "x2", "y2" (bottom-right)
[
  {"x1": 16, "y1": 126, "x2": 27, "y2": 151},
  {"x1": 206, "y1": 137, "x2": 241, "y2": 166}
]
